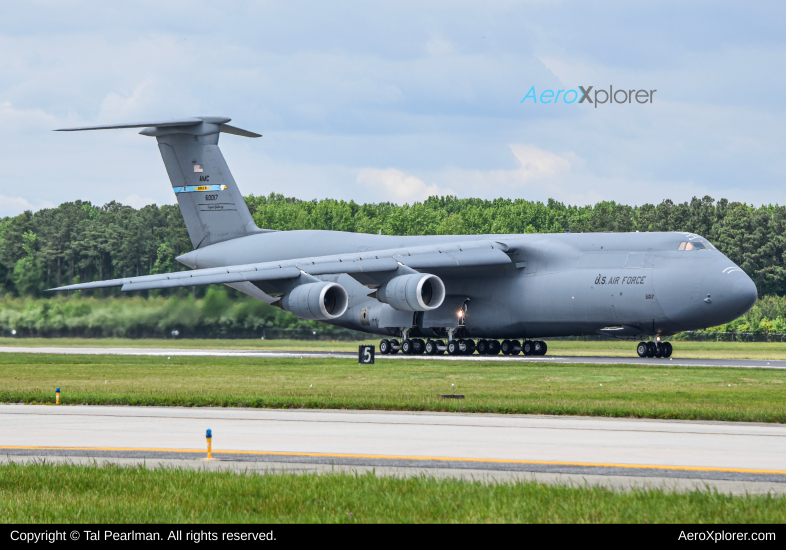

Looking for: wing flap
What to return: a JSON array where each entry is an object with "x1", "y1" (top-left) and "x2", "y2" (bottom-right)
[
  {"x1": 300, "y1": 257, "x2": 399, "y2": 275},
  {"x1": 401, "y1": 243, "x2": 511, "y2": 269}
]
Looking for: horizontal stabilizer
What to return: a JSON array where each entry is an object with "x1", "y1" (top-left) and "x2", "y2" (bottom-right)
[
  {"x1": 220, "y1": 123, "x2": 262, "y2": 138},
  {"x1": 55, "y1": 118, "x2": 204, "y2": 132},
  {"x1": 55, "y1": 116, "x2": 261, "y2": 138}
]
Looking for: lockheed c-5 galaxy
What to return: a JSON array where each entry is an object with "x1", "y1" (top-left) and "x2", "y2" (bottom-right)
[{"x1": 53, "y1": 116, "x2": 758, "y2": 358}]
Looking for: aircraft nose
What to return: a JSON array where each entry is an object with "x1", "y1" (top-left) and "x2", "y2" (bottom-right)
[
  {"x1": 731, "y1": 273, "x2": 758, "y2": 314},
  {"x1": 702, "y1": 267, "x2": 757, "y2": 325}
]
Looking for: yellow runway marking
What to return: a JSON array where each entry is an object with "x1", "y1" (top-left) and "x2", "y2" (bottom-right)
[{"x1": 2, "y1": 445, "x2": 785, "y2": 476}]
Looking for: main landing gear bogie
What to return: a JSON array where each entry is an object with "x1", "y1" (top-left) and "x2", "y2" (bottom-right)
[
  {"x1": 636, "y1": 341, "x2": 673, "y2": 359},
  {"x1": 378, "y1": 338, "x2": 548, "y2": 356}
]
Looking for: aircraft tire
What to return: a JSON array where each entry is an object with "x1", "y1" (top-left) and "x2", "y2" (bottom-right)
[
  {"x1": 412, "y1": 338, "x2": 425, "y2": 355},
  {"x1": 636, "y1": 342, "x2": 648, "y2": 357},
  {"x1": 646, "y1": 341, "x2": 657, "y2": 357},
  {"x1": 447, "y1": 340, "x2": 462, "y2": 355},
  {"x1": 501, "y1": 340, "x2": 512, "y2": 355},
  {"x1": 488, "y1": 340, "x2": 501, "y2": 355},
  {"x1": 534, "y1": 340, "x2": 547, "y2": 356},
  {"x1": 476, "y1": 339, "x2": 488, "y2": 354},
  {"x1": 654, "y1": 343, "x2": 664, "y2": 358},
  {"x1": 510, "y1": 340, "x2": 521, "y2": 355},
  {"x1": 464, "y1": 339, "x2": 476, "y2": 355},
  {"x1": 523, "y1": 340, "x2": 534, "y2": 356},
  {"x1": 379, "y1": 339, "x2": 390, "y2": 355},
  {"x1": 663, "y1": 342, "x2": 673, "y2": 357},
  {"x1": 401, "y1": 340, "x2": 413, "y2": 355},
  {"x1": 436, "y1": 340, "x2": 447, "y2": 355}
]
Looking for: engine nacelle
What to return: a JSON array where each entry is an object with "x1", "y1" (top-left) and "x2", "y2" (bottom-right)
[
  {"x1": 282, "y1": 282, "x2": 349, "y2": 321},
  {"x1": 378, "y1": 273, "x2": 446, "y2": 312}
]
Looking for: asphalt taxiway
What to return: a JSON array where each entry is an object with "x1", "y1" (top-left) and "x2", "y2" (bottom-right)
[
  {"x1": 3, "y1": 405, "x2": 786, "y2": 495},
  {"x1": 1, "y1": 345, "x2": 785, "y2": 369}
]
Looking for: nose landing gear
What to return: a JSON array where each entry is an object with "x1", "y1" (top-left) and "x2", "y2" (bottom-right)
[{"x1": 636, "y1": 341, "x2": 673, "y2": 358}]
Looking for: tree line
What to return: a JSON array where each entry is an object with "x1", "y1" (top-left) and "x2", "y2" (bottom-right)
[{"x1": 1, "y1": 193, "x2": 785, "y2": 297}]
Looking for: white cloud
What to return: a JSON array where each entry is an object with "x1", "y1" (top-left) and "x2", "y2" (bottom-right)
[
  {"x1": 425, "y1": 144, "x2": 574, "y2": 197},
  {"x1": 426, "y1": 36, "x2": 455, "y2": 57},
  {"x1": 120, "y1": 194, "x2": 160, "y2": 209},
  {"x1": 509, "y1": 144, "x2": 572, "y2": 181},
  {"x1": 0, "y1": 195, "x2": 55, "y2": 217},
  {"x1": 99, "y1": 79, "x2": 158, "y2": 122},
  {"x1": 357, "y1": 168, "x2": 455, "y2": 203}
]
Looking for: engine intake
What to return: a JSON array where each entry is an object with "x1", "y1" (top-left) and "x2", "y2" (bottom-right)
[
  {"x1": 282, "y1": 282, "x2": 349, "y2": 321},
  {"x1": 378, "y1": 273, "x2": 446, "y2": 312}
]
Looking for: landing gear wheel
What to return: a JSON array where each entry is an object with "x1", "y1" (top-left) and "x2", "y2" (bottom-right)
[
  {"x1": 510, "y1": 340, "x2": 521, "y2": 355},
  {"x1": 463, "y1": 339, "x2": 476, "y2": 355},
  {"x1": 436, "y1": 340, "x2": 446, "y2": 355},
  {"x1": 654, "y1": 343, "x2": 664, "y2": 358},
  {"x1": 501, "y1": 340, "x2": 513, "y2": 355},
  {"x1": 379, "y1": 339, "x2": 391, "y2": 355},
  {"x1": 389, "y1": 339, "x2": 400, "y2": 354},
  {"x1": 401, "y1": 340, "x2": 413, "y2": 355},
  {"x1": 425, "y1": 339, "x2": 438, "y2": 355},
  {"x1": 447, "y1": 340, "x2": 462, "y2": 355},
  {"x1": 533, "y1": 341, "x2": 547, "y2": 356},
  {"x1": 476, "y1": 339, "x2": 489, "y2": 355},
  {"x1": 636, "y1": 342, "x2": 648, "y2": 358},
  {"x1": 663, "y1": 342, "x2": 673, "y2": 357},
  {"x1": 488, "y1": 340, "x2": 501, "y2": 355},
  {"x1": 646, "y1": 341, "x2": 656, "y2": 357},
  {"x1": 412, "y1": 338, "x2": 425, "y2": 355},
  {"x1": 523, "y1": 340, "x2": 534, "y2": 356}
]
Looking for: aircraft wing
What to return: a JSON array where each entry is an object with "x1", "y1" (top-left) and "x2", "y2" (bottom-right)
[{"x1": 48, "y1": 239, "x2": 511, "y2": 292}]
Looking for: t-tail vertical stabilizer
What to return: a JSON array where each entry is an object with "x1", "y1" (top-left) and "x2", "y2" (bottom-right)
[{"x1": 56, "y1": 116, "x2": 267, "y2": 248}]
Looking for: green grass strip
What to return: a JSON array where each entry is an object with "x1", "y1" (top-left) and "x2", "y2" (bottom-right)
[
  {"x1": 2, "y1": 462, "x2": 785, "y2": 523},
  {"x1": 2, "y1": 353, "x2": 786, "y2": 423}
]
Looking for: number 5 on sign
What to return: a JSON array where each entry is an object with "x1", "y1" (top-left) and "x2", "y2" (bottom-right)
[{"x1": 358, "y1": 345, "x2": 375, "y2": 365}]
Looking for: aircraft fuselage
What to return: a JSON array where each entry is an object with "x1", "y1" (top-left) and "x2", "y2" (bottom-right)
[{"x1": 179, "y1": 229, "x2": 757, "y2": 339}]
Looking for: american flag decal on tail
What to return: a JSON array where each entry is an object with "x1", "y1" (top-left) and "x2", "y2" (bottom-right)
[{"x1": 194, "y1": 165, "x2": 204, "y2": 173}]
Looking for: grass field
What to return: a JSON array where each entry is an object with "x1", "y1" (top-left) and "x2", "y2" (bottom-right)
[
  {"x1": 2, "y1": 353, "x2": 785, "y2": 422},
  {"x1": 2, "y1": 337, "x2": 786, "y2": 359},
  {"x1": 1, "y1": 462, "x2": 784, "y2": 523}
]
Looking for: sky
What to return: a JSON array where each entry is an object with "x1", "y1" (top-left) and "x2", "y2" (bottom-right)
[{"x1": 1, "y1": 0, "x2": 785, "y2": 217}]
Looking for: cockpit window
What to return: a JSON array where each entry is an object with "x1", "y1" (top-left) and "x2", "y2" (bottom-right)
[{"x1": 678, "y1": 240, "x2": 714, "y2": 251}]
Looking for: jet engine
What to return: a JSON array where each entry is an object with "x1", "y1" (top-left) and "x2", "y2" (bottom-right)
[
  {"x1": 377, "y1": 273, "x2": 446, "y2": 312},
  {"x1": 282, "y1": 282, "x2": 349, "y2": 321}
]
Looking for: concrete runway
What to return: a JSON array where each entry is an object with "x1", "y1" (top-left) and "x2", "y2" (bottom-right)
[
  {"x1": 1, "y1": 345, "x2": 785, "y2": 369},
  {"x1": 3, "y1": 404, "x2": 786, "y2": 495}
]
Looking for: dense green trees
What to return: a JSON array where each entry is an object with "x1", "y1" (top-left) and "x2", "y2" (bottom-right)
[{"x1": 1, "y1": 193, "x2": 785, "y2": 296}]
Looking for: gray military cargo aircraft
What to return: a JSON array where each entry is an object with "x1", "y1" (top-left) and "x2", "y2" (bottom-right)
[{"x1": 53, "y1": 116, "x2": 758, "y2": 358}]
